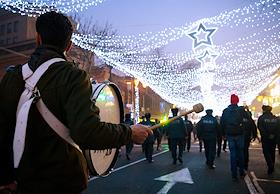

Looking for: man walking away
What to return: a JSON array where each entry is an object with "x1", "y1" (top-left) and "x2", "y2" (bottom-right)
[
  {"x1": 141, "y1": 113, "x2": 156, "y2": 163},
  {"x1": 124, "y1": 113, "x2": 134, "y2": 160},
  {"x1": 220, "y1": 94, "x2": 249, "y2": 181},
  {"x1": 257, "y1": 105, "x2": 279, "y2": 175},
  {"x1": 165, "y1": 108, "x2": 187, "y2": 164},
  {"x1": 197, "y1": 109, "x2": 219, "y2": 169},
  {"x1": 243, "y1": 106, "x2": 257, "y2": 171},
  {"x1": 184, "y1": 115, "x2": 194, "y2": 152}
]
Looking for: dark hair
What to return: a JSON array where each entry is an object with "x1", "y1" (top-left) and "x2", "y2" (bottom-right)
[
  {"x1": 36, "y1": 11, "x2": 73, "y2": 51},
  {"x1": 145, "y1": 113, "x2": 151, "y2": 119},
  {"x1": 171, "y1": 108, "x2": 178, "y2": 116}
]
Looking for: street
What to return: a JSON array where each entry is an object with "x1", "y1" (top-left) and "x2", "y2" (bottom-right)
[{"x1": 83, "y1": 141, "x2": 280, "y2": 194}]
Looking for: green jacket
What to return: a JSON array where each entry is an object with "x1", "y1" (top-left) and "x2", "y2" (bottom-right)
[{"x1": 0, "y1": 46, "x2": 131, "y2": 193}]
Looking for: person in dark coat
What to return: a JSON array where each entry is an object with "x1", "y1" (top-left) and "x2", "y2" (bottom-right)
[
  {"x1": 197, "y1": 109, "x2": 219, "y2": 169},
  {"x1": 165, "y1": 108, "x2": 188, "y2": 164},
  {"x1": 124, "y1": 113, "x2": 134, "y2": 160},
  {"x1": 0, "y1": 11, "x2": 152, "y2": 194},
  {"x1": 220, "y1": 94, "x2": 249, "y2": 181},
  {"x1": 154, "y1": 119, "x2": 163, "y2": 151},
  {"x1": 141, "y1": 113, "x2": 156, "y2": 163},
  {"x1": 215, "y1": 116, "x2": 223, "y2": 157},
  {"x1": 242, "y1": 106, "x2": 257, "y2": 171},
  {"x1": 184, "y1": 115, "x2": 194, "y2": 152},
  {"x1": 257, "y1": 105, "x2": 280, "y2": 175}
]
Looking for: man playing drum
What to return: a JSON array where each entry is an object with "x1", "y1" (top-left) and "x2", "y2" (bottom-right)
[{"x1": 0, "y1": 11, "x2": 152, "y2": 194}]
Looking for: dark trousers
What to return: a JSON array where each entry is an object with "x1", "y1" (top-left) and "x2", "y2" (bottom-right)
[
  {"x1": 144, "y1": 142, "x2": 154, "y2": 161},
  {"x1": 217, "y1": 137, "x2": 222, "y2": 156},
  {"x1": 244, "y1": 137, "x2": 251, "y2": 170},
  {"x1": 228, "y1": 135, "x2": 245, "y2": 177},
  {"x1": 199, "y1": 139, "x2": 203, "y2": 152},
  {"x1": 223, "y1": 139, "x2": 227, "y2": 150},
  {"x1": 156, "y1": 135, "x2": 162, "y2": 150},
  {"x1": 186, "y1": 131, "x2": 192, "y2": 151},
  {"x1": 262, "y1": 140, "x2": 276, "y2": 171},
  {"x1": 203, "y1": 138, "x2": 216, "y2": 165},
  {"x1": 125, "y1": 140, "x2": 134, "y2": 155},
  {"x1": 170, "y1": 138, "x2": 184, "y2": 161}
]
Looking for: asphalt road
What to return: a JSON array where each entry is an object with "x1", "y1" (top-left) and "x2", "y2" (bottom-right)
[{"x1": 82, "y1": 140, "x2": 280, "y2": 194}]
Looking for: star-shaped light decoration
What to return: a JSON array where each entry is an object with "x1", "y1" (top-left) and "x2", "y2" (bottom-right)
[
  {"x1": 197, "y1": 50, "x2": 219, "y2": 72},
  {"x1": 188, "y1": 23, "x2": 217, "y2": 49}
]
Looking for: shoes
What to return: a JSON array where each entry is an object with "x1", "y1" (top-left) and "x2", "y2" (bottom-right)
[
  {"x1": 178, "y1": 157, "x2": 183, "y2": 163},
  {"x1": 173, "y1": 160, "x2": 177, "y2": 165},
  {"x1": 126, "y1": 154, "x2": 130, "y2": 160},
  {"x1": 217, "y1": 154, "x2": 220, "y2": 158},
  {"x1": 208, "y1": 164, "x2": 216, "y2": 169},
  {"x1": 148, "y1": 159, "x2": 154, "y2": 163},
  {"x1": 187, "y1": 149, "x2": 190, "y2": 152},
  {"x1": 223, "y1": 149, "x2": 227, "y2": 152}
]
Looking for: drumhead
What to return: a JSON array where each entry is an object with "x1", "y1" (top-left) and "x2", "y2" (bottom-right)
[{"x1": 85, "y1": 82, "x2": 124, "y2": 176}]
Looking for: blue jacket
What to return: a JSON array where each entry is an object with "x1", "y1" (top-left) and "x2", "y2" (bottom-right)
[{"x1": 220, "y1": 104, "x2": 248, "y2": 136}]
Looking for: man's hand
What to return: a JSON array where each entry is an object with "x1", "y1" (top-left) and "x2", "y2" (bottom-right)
[{"x1": 131, "y1": 124, "x2": 153, "y2": 144}]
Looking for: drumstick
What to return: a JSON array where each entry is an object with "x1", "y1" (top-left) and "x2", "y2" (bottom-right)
[{"x1": 148, "y1": 103, "x2": 204, "y2": 131}]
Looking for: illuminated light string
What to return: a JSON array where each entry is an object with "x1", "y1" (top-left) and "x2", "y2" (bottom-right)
[
  {"x1": 88, "y1": 29, "x2": 280, "y2": 79},
  {"x1": 72, "y1": 0, "x2": 280, "y2": 55},
  {"x1": 97, "y1": 20, "x2": 280, "y2": 67},
  {"x1": 89, "y1": 32, "x2": 280, "y2": 113},
  {"x1": 0, "y1": 0, "x2": 106, "y2": 16},
  {"x1": 4, "y1": 0, "x2": 280, "y2": 113}
]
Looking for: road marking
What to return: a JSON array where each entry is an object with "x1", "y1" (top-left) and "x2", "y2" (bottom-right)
[
  {"x1": 155, "y1": 168, "x2": 194, "y2": 194},
  {"x1": 156, "y1": 182, "x2": 176, "y2": 194},
  {"x1": 250, "y1": 171, "x2": 265, "y2": 194},
  {"x1": 244, "y1": 175, "x2": 258, "y2": 194},
  {"x1": 89, "y1": 149, "x2": 169, "y2": 182},
  {"x1": 256, "y1": 178, "x2": 280, "y2": 183}
]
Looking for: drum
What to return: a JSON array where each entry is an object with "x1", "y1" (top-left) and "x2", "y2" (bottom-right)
[{"x1": 84, "y1": 82, "x2": 124, "y2": 177}]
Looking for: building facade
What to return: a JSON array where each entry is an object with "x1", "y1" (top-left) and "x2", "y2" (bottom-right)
[{"x1": 0, "y1": 9, "x2": 36, "y2": 78}]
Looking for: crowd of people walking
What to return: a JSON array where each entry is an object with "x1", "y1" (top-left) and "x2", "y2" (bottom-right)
[{"x1": 123, "y1": 94, "x2": 280, "y2": 182}]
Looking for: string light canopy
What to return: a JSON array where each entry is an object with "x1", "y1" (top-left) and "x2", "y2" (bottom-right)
[
  {"x1": 72, "y1": 0, "x2": 280, "y2": 113},
  {"x1": 0, "y1": 0, "x2": 106, "y2": 16},
  {"x1": 2, "y1": 0, "x2": 280, "y2": 114}
]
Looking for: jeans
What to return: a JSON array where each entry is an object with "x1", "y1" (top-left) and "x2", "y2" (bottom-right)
[{"x1": 227, "y1": 134, "x2": 245, "y2": 177}]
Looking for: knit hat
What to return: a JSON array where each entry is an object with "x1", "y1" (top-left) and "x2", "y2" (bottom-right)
[{"x1": 230, "y1": 94, "x2": 239, "y2": 105}]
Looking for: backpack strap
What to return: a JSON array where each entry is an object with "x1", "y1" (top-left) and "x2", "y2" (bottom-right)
[{"x1": 13, "y1": 58, "x2": 82, "y2": 168}]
